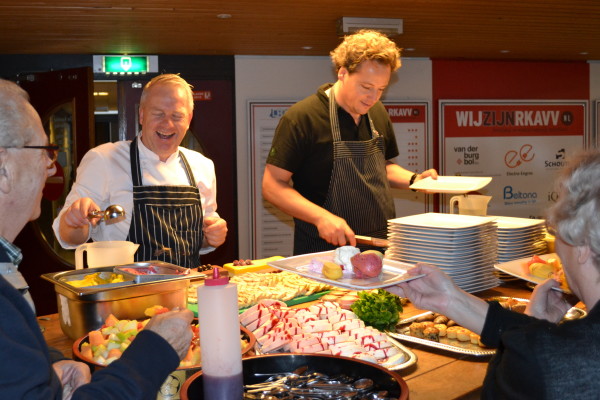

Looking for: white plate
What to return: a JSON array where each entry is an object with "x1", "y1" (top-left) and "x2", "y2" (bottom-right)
[
  {"x1": 494, "y1": 253, "x2": 567, "y2": 292},
  {"x1": 459, "y1": 278, "x2": 501, "y2": 293},
  {"x1": 492, "y1": 216, "x2": 546, "y2": 230},
  {"x1": 389, "y1": 213, "x2": 497, "y2": 230},
  {"x1": 409, "y1": 176, "x2": 492, "y2": 194},
  {"x1": 267, "y1": 250, "x2": 424, "y2": 290}
]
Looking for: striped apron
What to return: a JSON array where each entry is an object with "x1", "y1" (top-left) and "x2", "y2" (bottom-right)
[
  {"x1": 294, "y1": 89, "x2": 395, "y2": 254},
  {"x1": 126, "y1": 138, "x2": 203, "y2": 268}
]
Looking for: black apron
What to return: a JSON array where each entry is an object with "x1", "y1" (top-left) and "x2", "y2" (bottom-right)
[
  {"x1": 294, "y1": 89, "x2": 395, "y2": 255},
  {"x1": 126, "y1": 138, "x2": 203, "y2": 268}
]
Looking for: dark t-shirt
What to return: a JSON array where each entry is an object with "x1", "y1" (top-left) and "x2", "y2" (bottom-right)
[{"x1": 266, "y1": 83, "x2": 399, "y2": 206}]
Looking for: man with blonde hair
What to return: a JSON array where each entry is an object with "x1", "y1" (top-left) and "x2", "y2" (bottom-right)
[
  {"x1": 54, "y1": 74, "x2": 227, "y2": 268},
  {"x1": 263, "y1": 30, "x2": 437, "y2": 254}
]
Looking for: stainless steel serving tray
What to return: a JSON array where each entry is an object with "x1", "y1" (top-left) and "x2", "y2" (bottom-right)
[
  {"x1": 388, "y1": 311, "x2": 496, "y2": 357},
  {"x1": 388, "y1": 297, "x2": 587, "y2": 357},
  {"x1": 114, "y1": 261, "x2": 191, "y2": 283},
  {"x1": 42, "y1": 264, "x2": 198, "y2": 302}
]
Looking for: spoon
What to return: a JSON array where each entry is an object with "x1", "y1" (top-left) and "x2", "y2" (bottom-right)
[{"x1": 87, "y1": 204, "x2": 126, "y2": 225}]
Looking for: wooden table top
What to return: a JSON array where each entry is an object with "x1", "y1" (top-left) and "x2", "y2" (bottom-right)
[{"x1": 39, "y1": 279, "x2": 543, "y2": 400}]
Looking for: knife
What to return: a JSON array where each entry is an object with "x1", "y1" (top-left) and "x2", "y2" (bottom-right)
[{"x1": 355, "y1": 235, "x2": 390, "y2": 248}]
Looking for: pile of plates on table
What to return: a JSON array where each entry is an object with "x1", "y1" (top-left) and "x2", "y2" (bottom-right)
[
  {"x1": 386, "y1": 213, "x2": 500, "y2": 293},
  {"x1": 493, "y1": 216, "x2": 547, "y2": 281}
]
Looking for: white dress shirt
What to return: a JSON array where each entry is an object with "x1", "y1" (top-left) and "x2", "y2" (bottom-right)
[{"x1": 52, "y1": 136, "x2": 219, "y2": 255}]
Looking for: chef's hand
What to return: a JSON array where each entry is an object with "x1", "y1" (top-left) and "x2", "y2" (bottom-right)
[
  {"x1": 52, "y1": 360, "x2": 91, "y2": 400},
  {"x1": 526, "y1": 278, "x2": 574, "y2": 323},
  {"x1": 61, "y1": 197, "x2": 102, "y2": 228},
  {"x1": 203, "y1": 216, "x2": 227, "y2": 247},
  {"x1": 144, "y1": 308, "x2": 194, "y2": 360},
  {"x1": 315, "y1": 212, "x2": 356, "y2": 247},
  {"x1": 418, "y1": 169, "x2": 439, "y2": 180},
  {"x1": 412, "y1": 169, "x2": 439, "y2": 194}
]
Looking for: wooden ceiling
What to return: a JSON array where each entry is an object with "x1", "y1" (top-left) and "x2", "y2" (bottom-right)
[{"x1": 1, "y1": 0, "x2": 599, "y2": 61}]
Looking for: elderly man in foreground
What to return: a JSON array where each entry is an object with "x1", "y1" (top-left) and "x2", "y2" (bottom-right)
[{"x1": 0, "y1": 79, "x2": 193, "y2": 399}]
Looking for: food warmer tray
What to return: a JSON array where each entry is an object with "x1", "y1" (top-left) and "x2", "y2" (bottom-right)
[
  {"x1": 388, "y1": 311, "x2": 496, "y2": 357},
  {"x1": 389, "y1": 297, "x2": 587, "y2": 357}
]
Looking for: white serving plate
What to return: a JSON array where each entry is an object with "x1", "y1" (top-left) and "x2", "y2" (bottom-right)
[
  {"x1": 492, "y1": 216, "x2": 546, "y2": 230},
  {"x1": 267, "y1": 250, "x2": 424, "y2": 290},
  {"x1": 494, "y1": 253, "x2": 567, "y2": 292},
  {"x1": 409, "y1": 176, "x2": 492, "y2": 194},
  {"x1": 389, "y1": 213, "x2": 496, "y2": 230}
]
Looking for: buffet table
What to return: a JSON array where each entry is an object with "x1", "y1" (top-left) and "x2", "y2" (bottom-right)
[{"x1": 40, "y1": 280, "x2": 539, "y2": 400}]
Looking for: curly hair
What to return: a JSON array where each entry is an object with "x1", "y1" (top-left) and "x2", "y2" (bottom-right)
[
  {"x1": 140, "y1": 73, "x2": 194, "y2": 111},
  {"x1": 330, "y1": 29, "x2": 401, "y2": 73},
  {"x1": 546, "y1": 149, "x2": 600, "y2": 268}
]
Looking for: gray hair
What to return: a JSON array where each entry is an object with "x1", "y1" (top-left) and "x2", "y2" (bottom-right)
[
  {"x1": 140, "y1": 73, "x2": 194, "y2": 112},
  {"x1": 0, "y1": 79, "x2": 32, "y2": 147},
  {"x1": 546, "y1": 149, "x2": 600, "y2": 268}
]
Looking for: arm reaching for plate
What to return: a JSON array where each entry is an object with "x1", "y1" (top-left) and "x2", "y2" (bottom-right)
[{"x1": 387, "y1": 263, "x2": 489, "y2": 335}]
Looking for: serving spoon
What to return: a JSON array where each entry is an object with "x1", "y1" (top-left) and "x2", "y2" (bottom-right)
[{"x1": 87, "y1": 204, "x2": 126, "y2": 225}]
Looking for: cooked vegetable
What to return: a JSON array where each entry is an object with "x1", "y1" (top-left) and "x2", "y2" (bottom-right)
[{"x1": 351, "y1": 289, "x2": 403, "y2": 331}]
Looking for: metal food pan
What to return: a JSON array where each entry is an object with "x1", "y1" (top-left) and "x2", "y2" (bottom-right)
[
  {"x1": 114, "y1": 261, "x2": 191, "y2": 283},
  {"x1": 41, "y1": 266, "x2": 192, "y2": 339},
  {"x1": 54, "y1": 268, "x2": 136, "y2": 290}
]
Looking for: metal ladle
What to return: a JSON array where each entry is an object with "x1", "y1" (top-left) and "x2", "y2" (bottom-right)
[{"x1": 87, "y1": 204, "x2": 125, "y2": 225}]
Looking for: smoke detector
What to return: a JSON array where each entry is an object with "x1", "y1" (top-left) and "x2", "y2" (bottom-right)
[{"x1": 337, "y1": 17, "x2": 403, "y2": 36}]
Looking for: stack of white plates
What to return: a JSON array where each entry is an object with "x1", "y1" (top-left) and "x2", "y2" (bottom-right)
[
  {"x1": 386, "y1": 213, "x2": 500, "y2": 293},
  {"x1": 492, "y1": 216, "x2": 547, "y2": 281}
]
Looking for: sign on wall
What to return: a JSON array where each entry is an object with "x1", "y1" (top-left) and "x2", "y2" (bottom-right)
[
  {"x1": 440, "y1": 100, "x2": 589, "y2": 218},
  {"x1": 249, "y1": 102, "x2": 295, "y2": 258},
  {"x1": 384, "y1": 102, "x2": 433, "y2": 216}
]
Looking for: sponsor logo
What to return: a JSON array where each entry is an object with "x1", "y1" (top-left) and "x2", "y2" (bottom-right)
[
  {"x1": 504, "y1": 144, "x2": 534, "y2": 168},
  {"x1": 453, "y1": 145, "x2": 479, "y2": 166},
  {"x1": 503, "y1": 186, "x2": 538, "y2": 206},
  {"x1": 548, "y1": 191, "x2": 559, "y2": 202},
  {"x1": 544, "y1": 148, "x2": 568, "y2": 168},
  {"x1": 269, "y1": 108, "x2": 287, "y2": 118},
  {"x1": 455, "y1": 110, "x2": 573, "y2": 127}
]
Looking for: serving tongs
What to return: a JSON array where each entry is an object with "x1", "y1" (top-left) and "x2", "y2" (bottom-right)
[{"x1": 355, "y1": 235, "x2": 389, "y2": 248}]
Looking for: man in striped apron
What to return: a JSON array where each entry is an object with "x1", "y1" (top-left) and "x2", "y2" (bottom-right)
[
  {"x1": 54, "y1": 74, "x2": 227, "y2": 268},
  {"x1": 263, "y1": 30, "x2": 437, "y2": 254}
]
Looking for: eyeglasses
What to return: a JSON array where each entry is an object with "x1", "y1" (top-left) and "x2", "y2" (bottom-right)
[{"x1": 6, "y1": 144, "x2": 59, "y2": 164}]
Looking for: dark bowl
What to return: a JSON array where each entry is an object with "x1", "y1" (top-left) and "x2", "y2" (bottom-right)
[
  {"x1": 181, "y1": 353, "x2": 409, "y2": 400},
  {"x1": 73, "y1": 324, "x2": 255, "y2": 373}
]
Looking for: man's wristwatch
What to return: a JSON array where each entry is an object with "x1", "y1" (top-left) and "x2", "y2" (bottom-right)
[{"x1": 409, "y1": 173, "x2": 419, "y2": 191}]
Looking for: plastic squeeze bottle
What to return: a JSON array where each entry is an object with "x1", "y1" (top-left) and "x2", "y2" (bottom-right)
[{"x1": 197, "y1": 267, "x2": 243, "y2": 399}]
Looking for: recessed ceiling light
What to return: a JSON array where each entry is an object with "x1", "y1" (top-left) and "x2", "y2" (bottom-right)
[
  {"x1": 500, "y1": 50, "x2": 510, "y2": 53},
  {"x1": 580, "y1": 51, "x2": 589, "y2": 55},
  {"x1": 217, "y1": 13, "x2": 232, "y2": 19},
  {"x1": 302, "y1": 46, "x2": 313, "y2": 50},
  {"x1": 404, "y1": 48, "x2": 415, "y2": 52}
]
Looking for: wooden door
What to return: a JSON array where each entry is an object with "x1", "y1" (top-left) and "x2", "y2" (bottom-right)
[{"x1": 14, "y1": 67, "x2": 94, "y2": 315}]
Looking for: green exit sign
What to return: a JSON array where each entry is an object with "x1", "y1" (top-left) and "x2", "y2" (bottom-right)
[{"x1": 103, "y1": 56, "x2": 148, "y2": 73}]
